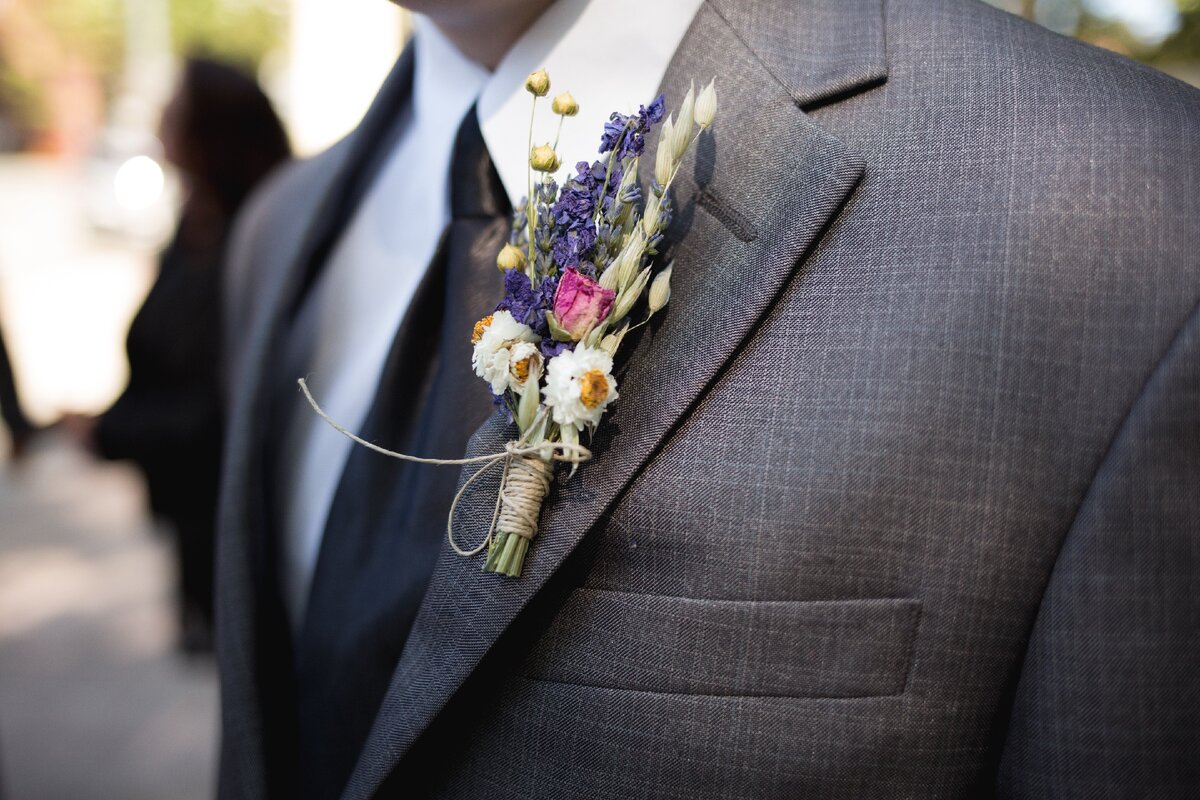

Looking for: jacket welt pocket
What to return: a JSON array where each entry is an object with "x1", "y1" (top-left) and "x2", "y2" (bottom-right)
[{"x1": 519, "y1": 589, "x2": 922, "y2": 699}]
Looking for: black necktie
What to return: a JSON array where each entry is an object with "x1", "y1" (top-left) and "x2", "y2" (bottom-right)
[{"x1": 293, "y1": 108, "x2": 510, "y2": 800}]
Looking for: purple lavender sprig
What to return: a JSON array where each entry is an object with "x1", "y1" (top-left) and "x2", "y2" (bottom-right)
[{"x1": 599, "y1": 95, "x2": 666, "y2": 160}]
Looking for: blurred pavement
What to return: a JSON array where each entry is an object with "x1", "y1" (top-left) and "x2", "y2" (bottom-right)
[{"x1": 0, "y1": 432, "x2": 217, "y2": 800}]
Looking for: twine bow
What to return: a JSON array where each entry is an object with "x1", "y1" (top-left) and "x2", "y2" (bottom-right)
[{"x1": 298, "y1": 378, "x2": 591, "y2": 557}]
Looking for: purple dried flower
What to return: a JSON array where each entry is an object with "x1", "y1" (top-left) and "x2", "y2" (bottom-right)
[
  {"x1": 598, "y1": 94, "x2": 666, "y2": 160},
  {"x1": 492, "y1": 390, "x2": 514, "y2": 423},
  {"x1": 495, "y1": 269, "x2": 538, "y2": 331},
  {"x1": 540, "y1": 340, "x2": 572, "y2": 359},
  {"x1": 549, "y1": 160, "x2": 607, "y2": 268},
  {"x1": 496, "y1": 269, "x2": 559, "y2": 340},
  {"x1": 551, "y1": 225, "x2": 597, "y2": 268}
]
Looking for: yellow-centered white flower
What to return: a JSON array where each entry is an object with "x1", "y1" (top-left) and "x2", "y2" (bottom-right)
[
  {"x1": 507, "y1": 341, "x2": 543, "y2": 387},
  {"x1": 471, "y1": 310, "x2": 538, "y2": 395},
  {"x1": 543, "y1": 344, "x2": 618, "y2": 429}
]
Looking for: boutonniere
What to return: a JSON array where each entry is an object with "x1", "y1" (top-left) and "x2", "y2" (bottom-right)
[{"x1": 301, "y1": 69, "x2": 717, "y2": 579}]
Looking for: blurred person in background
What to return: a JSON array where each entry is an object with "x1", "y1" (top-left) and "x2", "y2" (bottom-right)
[{"x1": 66, "y1": 56, "x2": 290, "y2": 653}]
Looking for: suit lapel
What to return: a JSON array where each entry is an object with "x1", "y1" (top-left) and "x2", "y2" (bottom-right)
[
  {"x1": 219, "y1": 46, "x2": 416, "y2": 794},
  {"x1": 344, "y1": 1, "x2": 885, "y2": 796},
  {"x1": 240, "y1": 43, "x2": 417, "y2": 553},
  {"x1": 242, "y1": 44, "x2": 417, "y2": 568}
]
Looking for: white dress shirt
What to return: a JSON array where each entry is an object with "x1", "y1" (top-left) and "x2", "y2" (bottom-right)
[{"x1": 279, "y1": 0, "x2": 704, "y2": 627}]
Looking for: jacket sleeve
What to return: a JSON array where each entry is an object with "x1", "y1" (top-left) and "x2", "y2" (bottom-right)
[{"x1": 996, "y1": 300, "x2": 1200, "y2": 797}]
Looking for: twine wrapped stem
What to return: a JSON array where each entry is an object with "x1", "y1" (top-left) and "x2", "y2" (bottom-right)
[{"x1": 483, "y1": 455, "x2": 552, "y2": 577}]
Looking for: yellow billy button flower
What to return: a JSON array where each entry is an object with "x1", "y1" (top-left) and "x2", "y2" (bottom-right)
[
  {"x1": 579, "y1": 369, "x2": 610, "y2": 409},
  {"x1": 472, "y1": 314, "x2": 494, "y2": 344},
  {"x1": 530, "y1": 143, "x2": 561, "y2": 173},
  {"x1": 496, "y1": 243, "x2": 526, "y2": 271},
  {"x1": 551, "y1": 92, "x2": 579, "y2": 116},
  {"x1": 525, "y1": 68, "x2": 550, "y2": 97}
]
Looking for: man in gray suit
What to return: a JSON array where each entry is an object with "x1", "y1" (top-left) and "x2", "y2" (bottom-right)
[{"x1": 217, "y1": 0, "x2": 1200, "y2": 797}]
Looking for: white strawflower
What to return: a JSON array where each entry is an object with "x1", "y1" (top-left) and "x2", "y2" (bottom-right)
[
  {"x1": 507, "y1": 340, "x2": 543, "y2": 387},
  {"x1": 472, "y1": 310, "x2": 537, "y2": 395},
  {"x1": 543, "y1": 344, "x2": 618, "y2": 429}
]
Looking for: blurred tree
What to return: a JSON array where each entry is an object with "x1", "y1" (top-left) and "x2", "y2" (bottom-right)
[
  {"x1": 168, "y1": 0, "x2": 287, "y2": 70},
  {"x1": 38, "y1": 0, "x2": 124, "y2": 77},
  {"x1": 1151, "y1": 0, "x2": 1200, "y2": 63},
  {"x1": 30, "y1": 0, "x2": 287, "y2": 74},
  {"x1": 0, "y1": 0, "x2": 287, "y2": 140},
  {"x1": 987, "y1": 0, "x2": 1200, "y2": 83}
]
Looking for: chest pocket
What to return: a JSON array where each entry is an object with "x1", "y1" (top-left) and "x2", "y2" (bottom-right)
[{"x1": 519, "y1": 588, "x2": 922, "y2": 698}]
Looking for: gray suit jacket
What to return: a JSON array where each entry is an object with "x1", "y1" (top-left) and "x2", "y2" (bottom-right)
[{"x1": 217, "y1": 0, "x2": 1200, "y2": 797}]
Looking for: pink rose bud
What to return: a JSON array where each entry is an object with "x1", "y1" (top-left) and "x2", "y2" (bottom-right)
[{"x1": 553, "y1": 267, "x2": 616, "y2": 340}]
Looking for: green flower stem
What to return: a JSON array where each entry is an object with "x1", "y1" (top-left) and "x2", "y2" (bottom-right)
[
  {"x1": 484, "y1": 530, "x2": 509, "y2": 572},
  {"x1": 501, "y1": 533, "x2": 529, "y2": 578},
  {"x1": 526, "y1": 96, "x2": 538, "y2": 278},
  {"x1": 483, "y1": 529, "x2": 530, "y2": 577},
  {"x1": 552, "y1": 114, "x2": 565, "y2": 152}
]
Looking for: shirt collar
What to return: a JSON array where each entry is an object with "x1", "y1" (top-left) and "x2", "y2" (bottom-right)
[
  {"x1": 413, "y1": 0, "x2": 702, "y2": 207},
  {"x1": 480, "y1": 0, "x2": 704, "y2": 205},
  {"x1": 411, "y1": 15, "x2": 490, "y2": 144},
  {"x1": 481, "y1": 0, "x2": 704, "y2": 207}
]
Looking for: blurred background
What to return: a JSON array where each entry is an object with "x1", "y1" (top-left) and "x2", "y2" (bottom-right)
[{"x1": 0, "y1": 0, "x2": 1195, "y2": 798}]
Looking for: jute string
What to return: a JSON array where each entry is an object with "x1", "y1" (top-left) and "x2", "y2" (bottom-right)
[{"x1": 297, "y1": 378, "x2": 591, "y2": 557}]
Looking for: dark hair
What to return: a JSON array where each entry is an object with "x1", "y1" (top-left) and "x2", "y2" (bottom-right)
[{"x1": 168, "y1": 56, "x2": 291, "y2": 217}]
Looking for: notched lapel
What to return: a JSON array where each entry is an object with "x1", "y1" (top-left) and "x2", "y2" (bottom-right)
[
  {"x1": 344, "y1": 2, "x2": 884, "y2": 796},
  {"x1": 220, "y1": 47, "x2": 416, "y2": 797}
]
